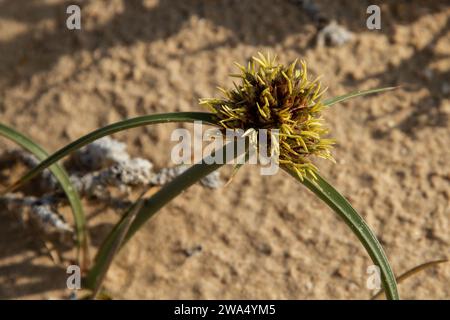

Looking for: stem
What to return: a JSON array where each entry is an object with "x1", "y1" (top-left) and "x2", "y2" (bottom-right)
[
  {"x1": 91, "y1": 199, "x2": 145, "y2": 299},
  {"x1": 85, "y1": 142, "x2": 244, "y2": 291},
  {"x1": 2, "y1": 112, "x2": 218, "y2": 195},
  {"x1": 371, "y1": 258, "x2": 447, "y2": 300},
  {"x1": 283, "y1": 166, "x2": 399, "y2": 300},
  {"x1": 0, "y1": 123, "x2": 89, "y2": 269}
]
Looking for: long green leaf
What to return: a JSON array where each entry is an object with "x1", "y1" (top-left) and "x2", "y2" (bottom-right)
[
  {"x1": 0, "y1": 123, "x2": 89, "y2": 267},
  {"x1": 372, "y1": 258, "x2": 448, "y2": 300},
  {"x1": 91, "y1": 198, "x2": 145, "y2": 298},
  {"x1": 3, "y1": 85, "x2": 395, "y2": 195},
  {"x1": 85, "y1": 143, "x2": 243, "y2": 290},
  {"x1": 283, "y1": 167, "x2": 399, "y2": 300},
  {"x1": 1, "y1": 112, "x2": 218, "y2": 195},
  {"x1": 322, "y1": 87, "x2": 397, "y2": 107}
]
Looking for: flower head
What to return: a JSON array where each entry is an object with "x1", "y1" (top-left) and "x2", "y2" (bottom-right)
[{"x1": 200, "y1": 53, "x2": 334, "y2": 179}]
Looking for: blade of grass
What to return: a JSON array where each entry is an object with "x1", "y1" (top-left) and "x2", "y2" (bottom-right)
[
  {"x1": 0, "y1": 123, "x2": 89, "y2": 268},
  {"x1": 372, "y1": 258, "x2": 448, "y2": 300},
  {"x1": 3, "y1": 86, "x2": 396, "y2": 196},
  {"x1": 322, "y1": 87, "x2": 397, "y2": 107},
  {"x1": 224, "y1": 162, "x2": 245, "y2": 187},
  {"x1": 1, "y1": 112, "x2": 218, "y2": 195},
  {"x1": 85, "y1": 142, "x2": 244, "y2": 290},
  {"x1": 91, "y1": 197, "x2": 145, "y2": 298},
  {"x1": 283, "y1": 167, "x2": 399, "y2": 300}
]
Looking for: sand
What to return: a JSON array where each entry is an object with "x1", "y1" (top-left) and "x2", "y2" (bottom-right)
[{"x1": 0, "y1": 0, "x2": 449, "y2": 299}]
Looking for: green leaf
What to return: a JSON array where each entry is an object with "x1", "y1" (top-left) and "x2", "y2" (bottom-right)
[
  {"x1": 85, "y1": 163, "x2": 224, "y2": 290},
  {"x1": 283, "y1": 167, "x2": 399, "y2": 300},
  {"x1": 90, "y1": 197, "x2": 145, "y2": 298},
  {"x1": 85, "y1": 142, "x2": 244, "y2": 290},
  {"x1": 372, "y1": 258, "x2": 448, "y2": 300},
  {"x1": 322, "y1": 87, "x2": 397, "y2": 107},
  {"x1": 0, "y1": 123, "x2": 89, "y2": 267},
  {"x1": 224, "y1": 162, "x2": 245, "y2": 187},
  {"x1": 1, "y1": 112, "x2": 218, "y2": 195}
]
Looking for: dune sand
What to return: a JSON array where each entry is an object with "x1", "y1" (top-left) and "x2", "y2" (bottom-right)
[{"x1": 0, "y1": 0, "x2": 449, "y2": 299}]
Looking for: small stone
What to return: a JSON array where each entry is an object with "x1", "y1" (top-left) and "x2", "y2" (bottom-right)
[
  {"x1": 183, "y1": 245, "x2": 203, "y2": 257},
  {"x1": 304, "y1": 281, "x2": 313, "y2": 291},
  {"x1": 256, "y1": 242, "x2": 272, "y2": 256},
  {"x1": 317, "y1": 21, "x2": 353, "y2": 47}
]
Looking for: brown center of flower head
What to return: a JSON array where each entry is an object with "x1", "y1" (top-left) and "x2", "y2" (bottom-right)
[{"x1": 200, "y1": 53, "x2": 335, "y2": 179}]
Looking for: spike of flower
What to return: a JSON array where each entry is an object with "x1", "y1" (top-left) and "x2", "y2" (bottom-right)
[{"x1": 200, "y1": 53, "x2": 334, "y2": 179}]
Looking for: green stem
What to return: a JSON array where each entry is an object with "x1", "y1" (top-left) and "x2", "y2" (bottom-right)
[
  {"x1": 85, "y1": 143, "x2": 242, "y2": 290},
  {"x1": 372, "y1": 258, "x2": 447, "y2": 300},
  {"x1": 91, "y1": 199, "x2": 145, "y2": 298},
  {"x1": 2, "y1": 112, "x2": 218, "y2": 195},
  {"x1": 0, "y1": 123, "x2": 89, "y2": 269},
  {"x1": 283, "y1": 167, "x2": 399, "y2": 300}
]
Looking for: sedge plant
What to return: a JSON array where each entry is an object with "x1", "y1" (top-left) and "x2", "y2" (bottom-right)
[{"x1": 2, "y1": 53, "x2": 406, "y2": 299}]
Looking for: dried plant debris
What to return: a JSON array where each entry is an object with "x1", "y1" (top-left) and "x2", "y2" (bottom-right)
[
  {"x1": 70, "y1": 157, "x2": 154, "y2": 198},
  {"x1": 73, "y1": 136, "x2": 131, "y2": 171},
  {"x1": 0, "y1": 194, "x2": 72, "y2": 233},
  {"x1": 1, "y1": 149, "x2": 58, "y2": 191},
  {"x1": 0, "y1": 137, "x2": 224, "y2": 234}
]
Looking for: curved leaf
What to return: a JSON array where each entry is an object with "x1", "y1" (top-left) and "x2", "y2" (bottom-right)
[
  {"x1": 322, "y1": 87, "x2": 397, "y2": 107},
  {"x1": 85, "y1": 143, "x2": 241, "y2": 290},
  {"x1": 372, "y1": 258, "x2": 448, "y2": 300},
  {"x1": 283, "y1": 167, "x2": 399, "y2": 300},
  {"x1": 1, "y1": 112, "x2": 218, "y2": 195},
  {"x1": 90, "y1": 198, "x2": 145, "y2": 298},
  {"x1": 0, "y1": 123, "x2": 89, "y2": 267}
]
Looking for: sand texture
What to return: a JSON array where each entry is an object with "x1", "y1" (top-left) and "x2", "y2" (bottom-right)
[{"x1": 0, "y1": 0, "x2": 449, "y2": 299}]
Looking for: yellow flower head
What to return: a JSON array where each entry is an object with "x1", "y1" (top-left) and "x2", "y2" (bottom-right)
[{"x1": 200, "y1": 53, "x2": 335, "y2": 179}]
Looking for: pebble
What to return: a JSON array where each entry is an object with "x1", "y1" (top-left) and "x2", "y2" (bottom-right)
[{"x1": 317, "y1": 21, "x2": 353, "y2": 47}]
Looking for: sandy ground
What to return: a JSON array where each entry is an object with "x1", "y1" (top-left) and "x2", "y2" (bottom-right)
[{"x1": 0, "y1": 0, "x2": 449, "y2": 299}]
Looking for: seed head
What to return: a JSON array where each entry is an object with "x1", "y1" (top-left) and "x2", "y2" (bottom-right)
[{"x1": 200, "y1": 53, "x2": 335, "y2": 179}]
